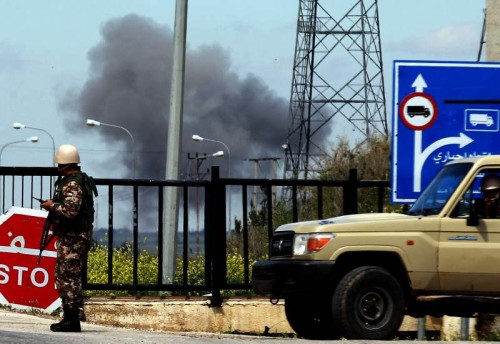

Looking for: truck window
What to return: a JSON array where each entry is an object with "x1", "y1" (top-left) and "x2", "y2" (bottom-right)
[
  {"x1": 451, "y1": 169, "x2": 500, "y2": 218},
  {"x1": 408, "y1": 163, "x2": 473, "y2": 216}
]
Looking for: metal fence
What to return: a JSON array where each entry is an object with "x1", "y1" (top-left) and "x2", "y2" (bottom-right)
[{"x1": 0, "y1": 166, "x2": 390, "y2": 306}]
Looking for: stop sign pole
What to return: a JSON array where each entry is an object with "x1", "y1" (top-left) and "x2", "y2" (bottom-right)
[{"x1": 0, "y1": 207, "x2": 60, "y2": 313}]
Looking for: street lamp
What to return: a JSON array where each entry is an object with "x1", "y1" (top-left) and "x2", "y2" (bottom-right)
[
  {"x1": 186, "y1": 150, "x2": 224, "y2": 180},
  {"x1": 192, "y1": 134, "x2": 232, "y2": 230},
  {"x1": 0, "y1": 137, "x2": 39, "y2": 165},
  {"x1": 186, "y1": 150, "x2": 224, "y2": 255},
  {"x1": 12, "y1": 123, "x2": 55, "y2": 166},
  {"x1": 86, "y1": 119, "x2": 136, "y2": 179},
  {"x1": 192, "y1": 135, "x2": 230, "y2": 173}
]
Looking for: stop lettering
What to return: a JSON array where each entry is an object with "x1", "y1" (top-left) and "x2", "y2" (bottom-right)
[{"x1": 0, "y1": 207, "x2": 60, "y2": 313}]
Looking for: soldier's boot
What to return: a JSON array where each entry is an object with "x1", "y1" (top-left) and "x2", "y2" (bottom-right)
[
  {"x1": 50, "y1": 309, "x2": 81, "y2": 332},
  {"x1": 50, "y1": 306, "x2": 69, "y2": 330}
]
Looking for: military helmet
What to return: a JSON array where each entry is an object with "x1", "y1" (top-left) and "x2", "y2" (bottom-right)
[
  {"x1": 55, "y1": 144, "x2": 81, "y2": 164},
  {"x1": 481, "y1": 174, "x2": 500, "y2": 192}
]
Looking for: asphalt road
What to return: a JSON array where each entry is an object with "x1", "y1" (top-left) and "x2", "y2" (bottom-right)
[{"x1": 0, "y1": 308, "x2": 489, "y2": 344}]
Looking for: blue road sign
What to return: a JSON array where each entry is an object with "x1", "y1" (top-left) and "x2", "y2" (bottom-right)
[{"x1": 391, "y1": 61, "x2": 500, "y2": 203}]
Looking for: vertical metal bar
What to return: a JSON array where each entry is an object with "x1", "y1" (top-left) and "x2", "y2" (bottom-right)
[
  {"x1": 204, "y1": 182, "x2": 212, "y2": 290},
  {"x1": 343, "y1": 169, "x2": 358, "y2": 215},
  {"x1": 107, "y1": 185, "x2": 114, "y2": 285},
  {"x1": 266, "y1": 184, "x2": 273, "y2": 238},
  {"x1": 1, "y1": 175, "x2": 5, "y2": 213},
  {"x1": 50, "y1": 175, "x2": 55, "y2": 196},
  {"x1": 39, "y1": 175, "x2": 43, "y2": 204},
  {"x1": 132, "y1": 185, "x2": 139, "y2": 286},
  {"x1": 242, "y1": 186, "x2": 249, "y2": 284},
  {"x1": 378, "y1": 186, "x2": 385, "y2": 212},
  {"x1": 266, "y1": 184, "x2": 274, "y2": 244},
  {"x1": 21, "y1": 177, "x2": 25, "y2": 207},
  {"x1": 209, "y1": 166, "x2": 224, "y2": 307},
  {"x1": 292, "y1": 185, "x2": 298, "y2": 221},
  {"x1": 183, "y1": 185, "x2": 189, "y2": 286},
  {"x1": 157, "y1": 186, "x2": 164, "y2": 285},
  {"x1": 11, "y1": 175, "x2": 15, "y2": 208},
  {"x1": 31, "y1": 176, "x2": 35, "y2": 208}
]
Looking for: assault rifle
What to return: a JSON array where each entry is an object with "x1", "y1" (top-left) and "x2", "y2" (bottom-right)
[{"x1": 33, "y1": 197, "x2": 55, "y2": 264}]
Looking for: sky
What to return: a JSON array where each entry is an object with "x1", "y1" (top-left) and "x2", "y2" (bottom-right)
[{"x1": 0, "y1": 0, "x2": 486, "y2": 180}]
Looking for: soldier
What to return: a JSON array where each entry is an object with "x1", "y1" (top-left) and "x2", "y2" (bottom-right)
[
  {"x1": 475, "y1": 173, "x2": 500, "y2": 219},
  {"x1": 41, "y1": 144, "x2": 97, "y2": 332}
]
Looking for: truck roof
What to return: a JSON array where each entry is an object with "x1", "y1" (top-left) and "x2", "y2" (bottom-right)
[{"x1": 445, "y1": 155, "x2": 500, "y2": 166}]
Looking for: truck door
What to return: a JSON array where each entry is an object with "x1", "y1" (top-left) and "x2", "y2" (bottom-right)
[{"x1": 438, "y1": 169, "x2": 500, "y2": 293}]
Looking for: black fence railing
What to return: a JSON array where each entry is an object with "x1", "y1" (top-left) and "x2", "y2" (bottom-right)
[{"x1": 0, "y1": 166, "x2": 390, "y2": 306}]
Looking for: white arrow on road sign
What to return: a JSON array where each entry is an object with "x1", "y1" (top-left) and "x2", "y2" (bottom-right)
[
  {"x1": 413, "y1": 131, "x2": 474, "y2": 192},
  {"x1": 412, "y1": 74, "x2": 428, "y2": 92}
]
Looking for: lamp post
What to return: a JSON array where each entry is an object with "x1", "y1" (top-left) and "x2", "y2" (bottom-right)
[
  {"x1": 86, "y1": 119, "x2": 136, "y2": 179},
  {"x1": 186, "y1": 150, "x2": 224, "y2": 180},
  {"x1": 192, "y1": 134, "x2": 232, "y2": 230},
  {"x1": 12, "y1": 123, "x2": 55, "y2": 166},
  {"x1": 0, "y1": 136, "x2": 39, "y2": 166},
  {"x1": 186, "y1": 150, "x2": 224, "y2": 255},
  {"x1": 0, "y1": 136, "x2": 39, "y2": 213}
]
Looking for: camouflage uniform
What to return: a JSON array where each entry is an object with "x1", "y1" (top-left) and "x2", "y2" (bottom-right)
[{"x1": 51, "y1": 171, "x2": 96, "y2": 311}]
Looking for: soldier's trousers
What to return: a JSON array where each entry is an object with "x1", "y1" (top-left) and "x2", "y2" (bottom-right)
[{"x1": 55, "y1": 234, "x2": 91, "y2": 311}]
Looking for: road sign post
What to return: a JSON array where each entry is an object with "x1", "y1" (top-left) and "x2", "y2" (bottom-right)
[
  {"x1": 0, "y1": 207, "x2": 60, "y2": 313},
  {"x1": 392, "y1": 61, "x2": 500, "y2": 203}
]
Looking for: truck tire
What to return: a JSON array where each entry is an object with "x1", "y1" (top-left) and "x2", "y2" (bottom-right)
[
  {"x1": 332, "y1": 266, "x2": 405, "y2": 339},
  {"x1": 284, "y1": 294, "x2": 339, "y2": 339}
]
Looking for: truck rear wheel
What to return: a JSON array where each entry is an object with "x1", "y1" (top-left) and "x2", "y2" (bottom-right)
[
  {"x1": 284, "y1": 294, "x2": 339, "y2": 339},
  {"x1": 332, "y1": 266, "x2": 405, "y2": 339}
]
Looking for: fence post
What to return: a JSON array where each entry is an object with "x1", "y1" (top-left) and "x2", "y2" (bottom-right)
[
  {"x1": 207, "y1": 166, "x2": 226, "y2": 307},
  {"x1": 343, "y1": 169, "x2": 358, "y2": 215}
]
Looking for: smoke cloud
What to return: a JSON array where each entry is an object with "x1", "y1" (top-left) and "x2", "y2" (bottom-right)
[{"x1": 60, "y1": 14, "x2": 289, "y2": 179}]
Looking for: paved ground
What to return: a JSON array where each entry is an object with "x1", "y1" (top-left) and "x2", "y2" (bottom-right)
[
  {"x1": 0, "y1": 309, "x2": 274, "y2": 344},
  {"x1": 0, "y1": 308, "x2": 320, "y2": 344},
  {"x1": 0, "y1": 308, "x2": 492, "y2": 344}
]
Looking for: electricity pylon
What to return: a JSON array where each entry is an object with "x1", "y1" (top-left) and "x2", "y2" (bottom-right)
[{"x1": 284, "y1": 0, "x2": 388, "y2": 179}]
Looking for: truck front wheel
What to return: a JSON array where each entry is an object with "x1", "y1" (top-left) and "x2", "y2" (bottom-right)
[
  {"x1": 332, "y1": 266, "x2": 405, "y2": 339},
  {"x1": 285, "y1": 294, "x2": 339, "y2": 339}
]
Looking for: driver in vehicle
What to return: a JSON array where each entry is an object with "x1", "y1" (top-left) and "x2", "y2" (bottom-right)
[{"x1": 475, "y1": 174, "x2": 500, "y2": 219}]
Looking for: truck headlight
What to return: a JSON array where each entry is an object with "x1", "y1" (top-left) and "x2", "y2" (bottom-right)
[{"x1": 293, "y1": 233, "x2": 335, "y2": 255}]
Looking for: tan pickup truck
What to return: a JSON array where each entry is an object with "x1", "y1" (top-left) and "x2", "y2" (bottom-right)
[{"x1": 252, "y1": 155, "x2": 500, "y2": 340}]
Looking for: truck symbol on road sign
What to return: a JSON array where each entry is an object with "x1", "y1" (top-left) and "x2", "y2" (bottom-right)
[
  {"x1": 399, "y1": 92, "x2": 438, "y2": 130},
  {"x1": 470, "y1": 113, "x2": 494, "y2": 126},
  {"x1": 465, "y1": 109, "x2": 499, "y2": 132},
  {"x1": 407, "y1": 105, "x2": 431, "y2": 118}
]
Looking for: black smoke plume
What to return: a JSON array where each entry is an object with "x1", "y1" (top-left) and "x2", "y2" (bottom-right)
[{"x1": 60, "y1": 14, "x2": 290, "y2": 180}]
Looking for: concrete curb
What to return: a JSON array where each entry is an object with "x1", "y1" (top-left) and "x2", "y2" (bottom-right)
[
  {"x1": 84, "y1": 297, "x2": 477, "y2": 339},
  {"x1": 85, "y1": 298, "x2": 293, "y2": 335}
]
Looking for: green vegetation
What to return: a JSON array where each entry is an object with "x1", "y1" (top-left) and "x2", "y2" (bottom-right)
[{"x1": 84, "y1": 244, "x2": 263, "y2": 297}]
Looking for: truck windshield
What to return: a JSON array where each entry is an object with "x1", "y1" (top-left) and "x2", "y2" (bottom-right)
[{"x1": 407, "y1": 163, "x2": 473, "y2": 216}]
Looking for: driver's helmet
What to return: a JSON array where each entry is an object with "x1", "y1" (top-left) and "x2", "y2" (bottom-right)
[{"x1": 481, "y1": 174, "x2": 500, "y2": 193}]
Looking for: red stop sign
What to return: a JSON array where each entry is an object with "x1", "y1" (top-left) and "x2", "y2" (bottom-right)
[{"x1": 0, "y1": 207, "x2": 60, "y2": 313}]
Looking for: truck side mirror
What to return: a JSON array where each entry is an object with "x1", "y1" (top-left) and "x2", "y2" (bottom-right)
[
  {"x1": 465, "y1": 189, "x2": 479, "y2": 226},
  {"x1": 467, "y1": 207, "x2": 479, "y2": 226},
  {"x1": 467, "y1": 211, "x2": 479, "y2": 227}
]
